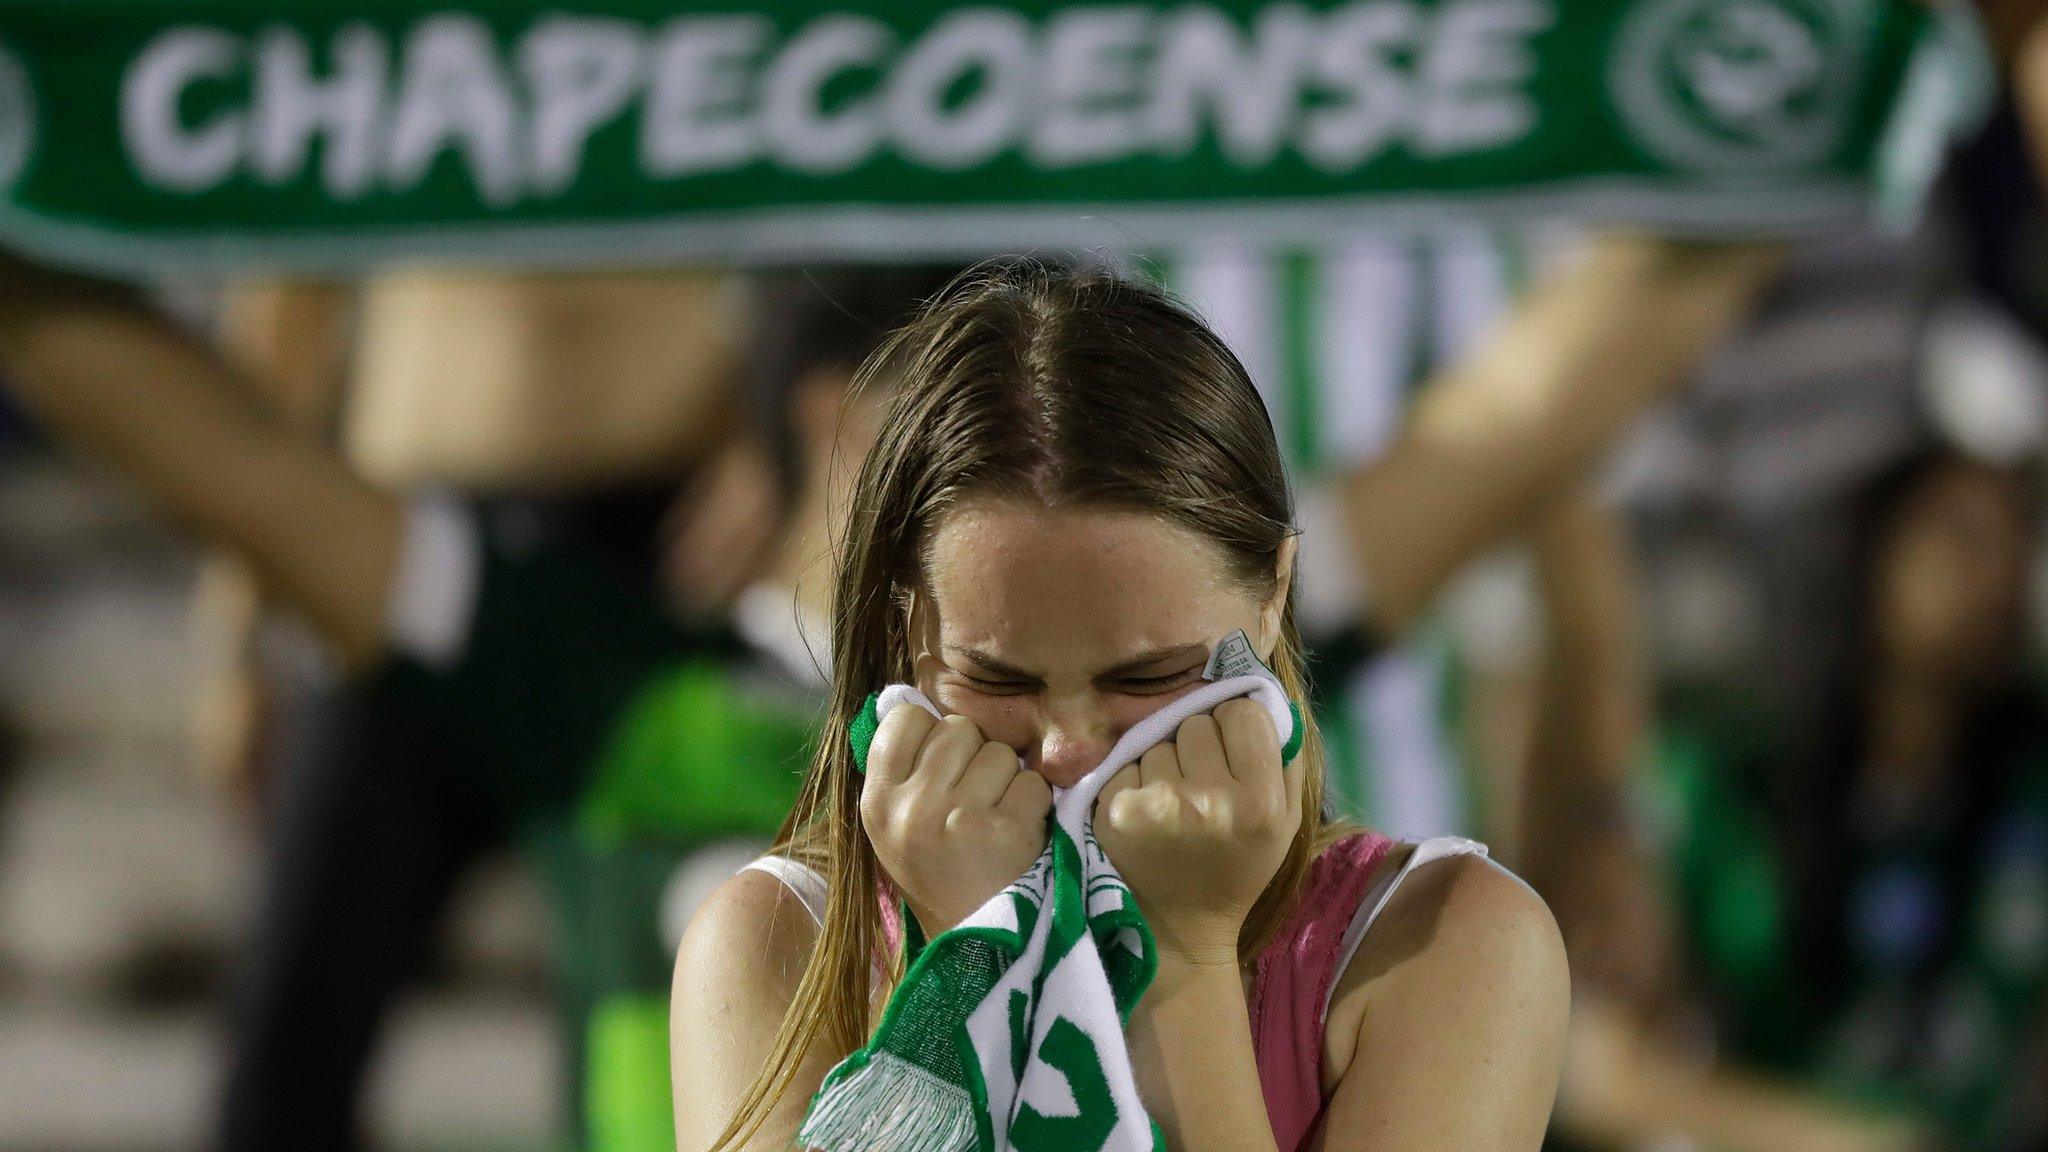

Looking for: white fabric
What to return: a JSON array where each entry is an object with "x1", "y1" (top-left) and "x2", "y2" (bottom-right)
[
  {"x1": 1315, "y1": 240, "x2": 1417, "y2": 469},
  {"x1": 733, "y1": 582, "x2": 831, "y2": 687},
  {"x1": 1350, "y1": 651, "x2": 1465, "y2": 840},
  {"x1": 740, "y1": 854, "x2": 830, "y2": 926},
  {"x1": 384, "y1": 493, "x2": 483, "y2": 671},
  {"x1": 1431, "y1": 227, "x2": 1517, "y2": 366},
  {"x1": 1321, "y1": 835, "x2": 1500, "y2": 1019},
  {"x1": 1174, "y1": 242, "x2": 1283, "y2": 436}
]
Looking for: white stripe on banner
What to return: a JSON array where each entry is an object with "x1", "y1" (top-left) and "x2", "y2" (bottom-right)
[
  {"x1": 1350, "y1": 648, "x2": 1464, "y2": 841},
  {"x1": 1430, "y1": 228, "x2": 1516, "y2": 368},
  {"x1": 1171, "y1": 242, "x2": 1285, "y2": 455},
  {"x1": 1315, "y1": 239, "x2": 1420, "y2": 471}
]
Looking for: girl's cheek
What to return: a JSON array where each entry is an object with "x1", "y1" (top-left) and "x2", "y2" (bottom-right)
[
  {"x1": 914, "y1": 654, "x2": 1035, "y2": 750},
  {"x1": 930, "y1": 686, "x2": 1034, "y2": 751},
  {"x1": 1102, "y1": 681, "x2": 1206, "y2": 731}
]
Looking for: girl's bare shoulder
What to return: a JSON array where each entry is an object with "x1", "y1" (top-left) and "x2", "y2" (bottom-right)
[
  {"x1": 673, "y1": 867, "x2": 822, "y2": 1004},
  {"x1": 671, "y1": 869, "x2": 845, "y2": 1150},
  {"x1": 1322, "y1": 851, "x2": 1567, "y2": 1088}
]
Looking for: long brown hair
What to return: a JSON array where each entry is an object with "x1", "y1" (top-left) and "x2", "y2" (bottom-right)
[{"x1": 713, "y1": 261, "x2": 1338, "y2": 1150}]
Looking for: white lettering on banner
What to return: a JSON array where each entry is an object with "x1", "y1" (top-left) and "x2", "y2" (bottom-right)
[
  {"x1": 117, "y1": 1, "x2": 1555, "y2": 200},
  {"x1": 123, "y1": 28, "x2": 245, "y2": 191},
  {"x1": 1030, "y1": 7, "x2": 1151, "y2": 167},
  {"x1": 384, "y1": 15, "x2": 521, "y2": 206},
  {"x1": 1414, "y1": 0, "x2": 1551, "y2": 155},
  {"x1": 522, "y1": 16, "x2": 641, "y2": 195},
  {"x1": 1150, "y1": 5, "x2": 1313, "y2": 166},
  {"x1": 251, "y1": 26, "x2": 386, "y2": 197},
  {"x1": 763, "y1": 16, "x2": 890, "y2": 173},
  {"x1": 888, "y1": 10, "x2": 1032, "y2": 169},
  {"x1": 1302, "y1": 2, "x2": 1417, "y2": 170},
  {"x1": 643, "y1": 16, "x2": 770, "y2": 176}
]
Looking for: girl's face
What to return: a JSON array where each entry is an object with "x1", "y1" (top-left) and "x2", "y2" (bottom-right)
[{"x1": 913, "y1": 498, "x2": 1292, "y2": 789}]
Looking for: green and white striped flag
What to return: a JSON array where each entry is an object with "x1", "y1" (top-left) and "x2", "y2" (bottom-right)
[{"x1": 805, "y1": 636, "x2": 1301, "y2": 1152}]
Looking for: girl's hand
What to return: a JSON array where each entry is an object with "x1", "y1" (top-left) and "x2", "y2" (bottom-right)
[
  {"x1": 1094, "y1": 698, "x2": 1303, "y2": 966},
  {"x1": 860, "y1": 706, "x2": 1054, "y2": 934}
]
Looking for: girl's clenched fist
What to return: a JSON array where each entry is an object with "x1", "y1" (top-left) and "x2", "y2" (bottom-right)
[
  {"x1": 1093, "y1": 697, "x2": 1303, "y2": 965},
  {"x1": 859, "y1": 705, "x2": 1054, "y2": 935}
]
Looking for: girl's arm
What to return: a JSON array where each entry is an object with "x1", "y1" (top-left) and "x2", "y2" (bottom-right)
[
  {"x1": 670, "y1": 870, "x2": 842, "y2": 1152},
  {"x1": 187, "y1": 278, "x2": 356, "y2": 801},
  {"x1": 1100, "y1": 702, "x2": 1567, "y2": 1151},
  {"x1": 1315, "y1": 854, "x2": 1570, "y2": 1152},
  {"x1": 1123, "y1": 952, "x2": 1282, "y2": 1152}
]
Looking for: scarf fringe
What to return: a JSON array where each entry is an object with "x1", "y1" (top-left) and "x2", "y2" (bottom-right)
[{"x1": 799, "y1": 1051, "x2": 980, "y2": 1152}]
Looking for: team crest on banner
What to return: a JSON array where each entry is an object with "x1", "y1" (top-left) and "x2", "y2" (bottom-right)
[{"x1": 1610, "y1": 0, "x2": 1861, "y2": 175}]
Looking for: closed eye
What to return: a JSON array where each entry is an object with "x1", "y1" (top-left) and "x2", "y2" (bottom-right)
[
  {"x1": 1114, "y1": 668, "x2": 1201, "y2": 693},
  {"x1": 961, "y1": 673, "x2": 1036, "y2": 694}
]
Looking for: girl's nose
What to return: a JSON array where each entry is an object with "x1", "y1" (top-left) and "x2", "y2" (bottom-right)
[{"x1": 1031, "y1": 718, "x2": 1115, "y2": 790}]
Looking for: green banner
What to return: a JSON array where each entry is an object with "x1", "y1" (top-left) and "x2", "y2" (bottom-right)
[{"x1": 0, "y1": 0, "x2": 1985, "y2": 274}]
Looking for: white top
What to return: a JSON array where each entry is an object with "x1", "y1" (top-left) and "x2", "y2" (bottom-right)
[{"x1": 384, "y1": 494, "x2": 483, "y2": 671}]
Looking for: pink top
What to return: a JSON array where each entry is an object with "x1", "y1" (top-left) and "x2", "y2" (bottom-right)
[{"x1": 1249, "y1": 831, "x2": 1396, "y2": 1152}]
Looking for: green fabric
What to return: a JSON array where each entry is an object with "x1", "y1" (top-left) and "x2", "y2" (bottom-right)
[
  {"x1": 578, "y1": 660, "x2": 814, "y2": 844},
  {"x1": 1278, "y1": 701, "x2": 1304, "y2": 769},
  {"x1": 532, "y1": 826, "x2": 691, "y2": 1146},
  {"x1": 805, "y1": 690, "x2": 1167, "y2": 1152},
  {"x1": 1279, "y1": 248, "x2": 1320, "y2": 477},
  {"x1": 585, "y1": 995, "x2": 676, "y2": 1152},
  {"x1": 0, "y1": 0, "x2": 1984, "y2": 276},
  {"x1": 850, "y1": 691, "x2": 884, "y2": 774}
]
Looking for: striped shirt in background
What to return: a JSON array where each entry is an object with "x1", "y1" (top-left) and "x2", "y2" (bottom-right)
[{"x1": 1139, "y1": 230, "x2": 1565, "y2": 841}]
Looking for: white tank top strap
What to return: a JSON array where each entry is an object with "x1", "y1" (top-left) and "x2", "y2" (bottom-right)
[
  {"x1": 1323, "y1": 835, "x2": 1519, "y2": 1018},
  {"x1": 741, "y1": 855, "x2": 830, "y2": 926}
]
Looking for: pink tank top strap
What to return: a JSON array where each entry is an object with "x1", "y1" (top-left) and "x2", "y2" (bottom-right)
[{"x1": 1248, "y1": 831, "x2": 1398, "y2": 1152}]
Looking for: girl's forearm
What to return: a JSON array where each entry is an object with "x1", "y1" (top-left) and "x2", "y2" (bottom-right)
[{"x1": 1125, "y1": 953, "x2": 1282, "y2": 1152}]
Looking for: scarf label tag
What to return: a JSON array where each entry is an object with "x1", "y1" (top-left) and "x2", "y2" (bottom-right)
[{"x1": 1202, "y1": 628, "x2": 1278, "y2": 686}]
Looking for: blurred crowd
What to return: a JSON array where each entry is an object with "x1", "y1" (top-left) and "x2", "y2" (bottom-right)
[{"x1": 6, "y1": 10, "x2": 2048, "y2": 1152}]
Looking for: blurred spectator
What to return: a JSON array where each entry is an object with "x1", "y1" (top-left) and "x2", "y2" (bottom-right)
[
  {"x1": 0, "y1": 253, "x2": 971, "y2": 1152},
  {"x1": 1650, "y1": 448, "x2": 2048, "y2": 1152},
  {"x1": 200, "y1": 269, "x2": 783, "y2": 1152}
]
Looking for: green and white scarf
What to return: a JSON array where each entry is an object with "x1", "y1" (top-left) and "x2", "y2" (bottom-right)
[{"x1": 801, "y1": 632, "x2": 1301, "y2": 1152}]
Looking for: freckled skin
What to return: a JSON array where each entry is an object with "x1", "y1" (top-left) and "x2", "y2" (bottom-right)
[{"x1": 915, "y1": 500, "x2": 1275, "y2": 788}]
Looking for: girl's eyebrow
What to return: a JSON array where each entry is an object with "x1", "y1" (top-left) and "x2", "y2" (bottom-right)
[{"x1": 946, "y1": 642, "x2": 1206, "y2": 680}]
